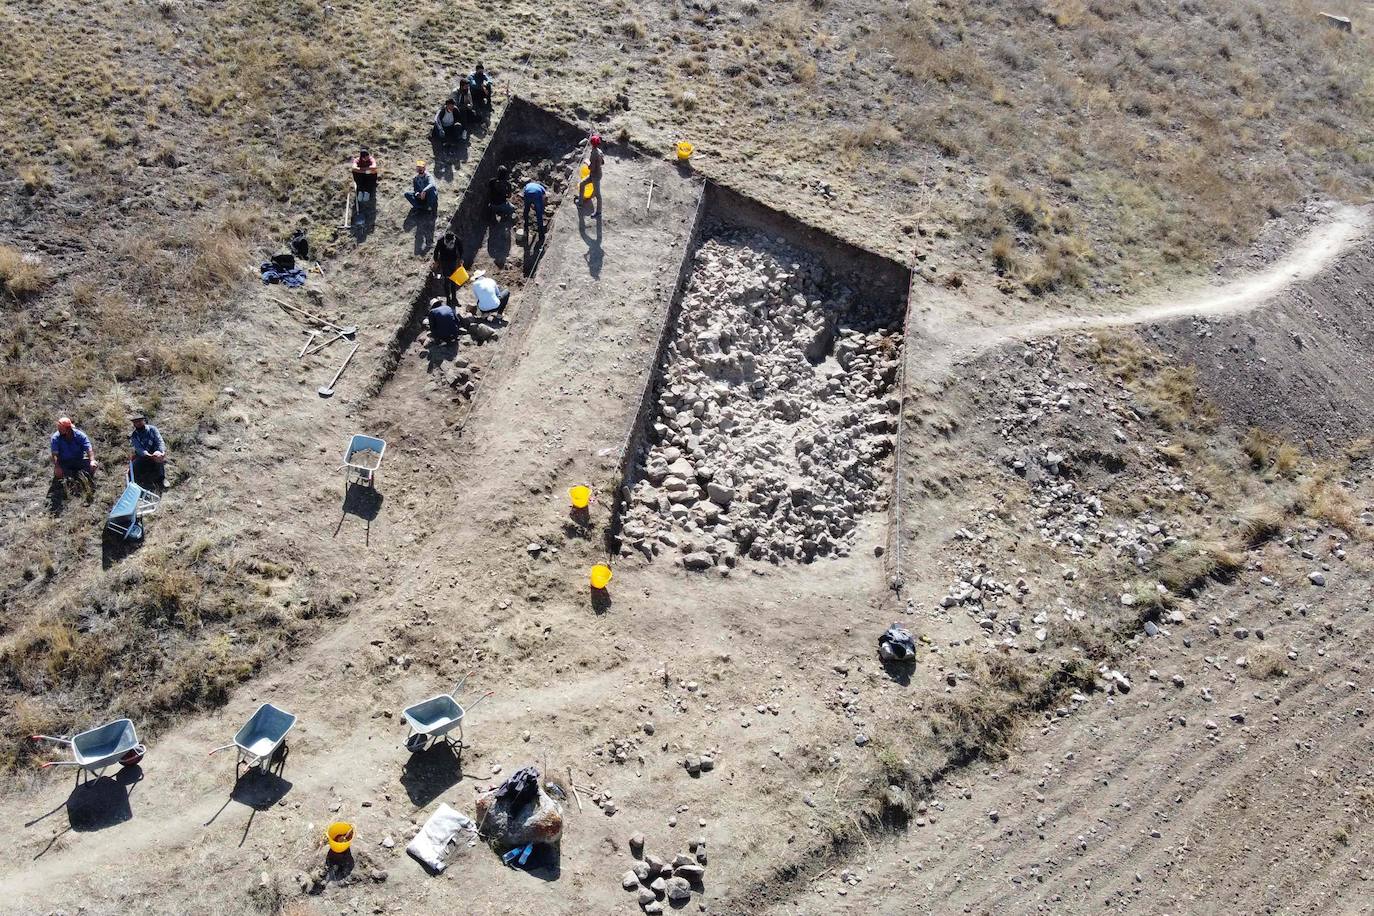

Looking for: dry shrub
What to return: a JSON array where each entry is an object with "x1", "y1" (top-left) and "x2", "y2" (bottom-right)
[
  {"x1": 839, "y1": 121, "x2": 902, "y2": 152},
  {"x1": 1242, "y1": 428, "x2": 1300, "y2": 476},
  {"x1": 1244, "y1": 646, "x2": 1288, "y2": 680},
  {"x1": 1237, "y1": 503, "x2": 1284, "y2": 546},
  {"x1": 0, "y1": 246, "x2": 51, "y2": 301},
  {"x1": 1154, "y1": 539, "x2": 1243, "y2": 594}
]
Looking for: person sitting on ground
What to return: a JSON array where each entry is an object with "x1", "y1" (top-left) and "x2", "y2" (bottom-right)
[
  {"x1": 579, "y1": 134, "x2": 604, "y2": 216},
  {"x1": 522, "y1": 179, "x2": 547, "y2": 237},
  {"x1": 426, "y1": 297, "x2": 462, "y2": 345},
  {"x1": 405, "y1": 160, "x2": 439, "y2": 212},
  {"x1": 351, "y1": 147, "x2": 379, "y2": 205},
  {"x1": 471, "y1": 274, "x2": 510, "y2": 317},
  {"x1": 454, "y1": 78, "x2": 473, "y2": 111},
  {"x1": 129, "y1": 411, "x2": 166, "y2": 490},
  {"x1": 432, "y1": 229, "x2": 463, "y2": 305},
  {"x1": 50, "y1": 416, "x2": 98, "y2": 484},
  {"x1": 487, "y1": 166, "x2": 514, "y2": 222},
  {"x1": 432, "y1": 98, "x2": 466, "y2": 144},
  {"x1": 468, "y1": 62, "x2": 493, "y2": 108}
]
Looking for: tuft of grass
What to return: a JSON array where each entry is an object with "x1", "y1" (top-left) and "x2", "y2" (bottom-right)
[
  {"x1": 1154, "y1": 539, "x2": 1243, "y2": 594},
  {"x1": 1237, "y1": 503, "x2": 1284, "y2": 546},
  {"x1": 0, "y1": 246, "x2": 52, "y2": 301},
  {"x1": 1243, "y1": 428, "x2": 1301, "y2": 476}
]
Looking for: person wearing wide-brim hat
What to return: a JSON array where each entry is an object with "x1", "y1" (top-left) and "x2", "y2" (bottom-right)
[{"x1": 129, "y1": 410, "x2": 167, "y2": 490}]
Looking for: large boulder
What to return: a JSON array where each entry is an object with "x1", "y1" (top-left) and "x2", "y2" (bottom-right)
[{"x1": 474, "y1": 766, "x2": 563, "y2": 848}]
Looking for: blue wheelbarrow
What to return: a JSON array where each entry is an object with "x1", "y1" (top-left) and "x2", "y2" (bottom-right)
[{"x1": 342, "y1": 434, "x2": 386, "y2": 487}]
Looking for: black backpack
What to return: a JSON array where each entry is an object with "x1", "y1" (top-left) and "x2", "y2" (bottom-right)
[{"x1": 290, "y1": 229, "x2": 310, "y2": 261}]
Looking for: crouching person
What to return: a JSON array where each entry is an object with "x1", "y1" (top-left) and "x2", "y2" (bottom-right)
[
  {"x1": 50, "y1": 416, "x2": 98, "y2": 491},
  {"x1": 129, "y1": 411, "x2": 167, "y2": 490}
]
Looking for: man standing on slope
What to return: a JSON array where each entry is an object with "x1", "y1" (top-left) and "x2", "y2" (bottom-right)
[{"x1": 578, "y1": 133, "x2": 604, "y2": 218}]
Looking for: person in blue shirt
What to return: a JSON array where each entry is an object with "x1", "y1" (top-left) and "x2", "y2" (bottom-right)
[
  {"x1": 405, "y1": 160, "x2": 439, "y2": 212},
  {"x1": 426, "y1": 298, "x2": 462, "y2": 345},
  {"x1": 468, "y1": 62, "x2": 493, "y2": 109},
  {"x1": 522, "y1": 180, "x2": 547, "y2": 238},
  {"x1": 50, "y1": 417, "x2": 98, "y2": 483},
  {"x1": 129, "y1": 411, "x2": 167, "y2": 490}
]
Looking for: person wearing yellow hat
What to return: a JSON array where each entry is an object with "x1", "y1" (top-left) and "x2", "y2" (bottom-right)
[
  {"x1": 50, "y1": 416, "x2": 98, "y2": 484},
  {"x1": 405, "y1": 160, "x2": 439, "y2": 212}
]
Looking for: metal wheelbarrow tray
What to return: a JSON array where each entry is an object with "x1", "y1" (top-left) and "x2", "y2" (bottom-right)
[
  {"x1": 31, "y1": 718, "x2": 145, "y2": 779},
  {"x1": 343, "y1": 433, "x2": 386, "y2": 486},
  {"x1": 402, "y1": 673, "x2": 491, "y2": 752},
  {"x1": 210, "y1": 703, "x2": 296, "y2": 773}
]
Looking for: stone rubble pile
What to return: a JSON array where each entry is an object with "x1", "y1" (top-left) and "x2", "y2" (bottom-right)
[
  {"x1": 620, "y1": 833, "x2": 708, "y2": 913},
  {"x1": 620, "y1": 233, "x2": 903, "y2": 568}
]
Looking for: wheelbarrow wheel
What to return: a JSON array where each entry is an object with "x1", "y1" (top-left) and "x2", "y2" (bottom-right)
[
  {"x1": 120, "y1": 744, "x2": 147, "y2": 767},
  {"x1": 405, "y1": 733, "x2": 429, "y2": 754}
]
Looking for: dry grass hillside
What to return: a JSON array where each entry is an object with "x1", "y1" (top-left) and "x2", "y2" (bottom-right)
[{"x1": 0, "y1": 0, "x2": 1369, "y2": 775}]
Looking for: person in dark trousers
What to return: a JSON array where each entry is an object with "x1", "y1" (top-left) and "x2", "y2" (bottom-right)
[
  {"x1": 426, "y1": 298, "x2": 462, "y2": 344},
  {"x1": 522, "y1": 180, "x2": 547, "y2": 237},
  {"x1": 50, "y1": 417, "x2": 98, "y2": 485},
  {"x1": 351, "y1": 147, "x2": 379, "y2": 206},
  {"x1": 432, "y1": 229, "x2": 463, "y2": 305},
  {"x1": 432, "y1": 98, "x2": 466, "y2": 144},
  {"x1": 468, "y1": 63, "x2": 493, "y2": 108},
  {"x1": 579, "y1": 134, "x2": 604, "y2": 217},
  {"x1": 487, "y1": 166, "x2": 514, "y2": 222},
  {"x1": 405, "y1": 160, "x2": 439, "y2": 211},
  {"x1": 129, "y1": 411, "x2": 167, "y2": 490}
]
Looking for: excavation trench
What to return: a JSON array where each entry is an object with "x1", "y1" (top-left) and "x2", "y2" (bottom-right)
[{"x1": 610, "y1": 181, "x2": 913, "y2": 570}]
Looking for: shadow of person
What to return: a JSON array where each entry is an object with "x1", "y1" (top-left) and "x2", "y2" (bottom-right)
[
  {"x1": 423, "y1": 336, "x2": 461, "y2": 373},
  {"x1": 487, "y1": 221, "x2": 512, "y2": 267},
  {"x1": 46, "y1": 478, "x2": 67, "y2": 516},
  {"x1": 400, "y1": 742, "x2": 464, "y2": 808},
  {"x1": 430, "y1": 137, "x2": 456, "y2": 183},
  {"x1": 405, "y1": 207, "x2": 437, "y2": 256},
  {"x1": 351, "y1": 194, "x2": 377, "y2": 242},
  {"x1": 579, "y1": 208, "x2": 603, "y2": 279}
]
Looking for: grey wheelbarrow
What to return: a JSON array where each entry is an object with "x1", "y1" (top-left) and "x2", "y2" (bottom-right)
[
  {"x1": 31, "y1": 718, "x2": 146, "y2": 781},
  {"x1": 342, "y1": 433, "x2": 386, "y2": 487},
  {"x1": 402, "y1": 673, "x2": 492, "y2": 753},
  {"x1": 209, "y1": 703, "x2": 297, "y2": 774}
]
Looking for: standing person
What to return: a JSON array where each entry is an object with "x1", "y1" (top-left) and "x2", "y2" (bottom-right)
[
  {"x1": 405, "y1": 160, "x2": 439, "y2": 212},
  {"x1": 432, "y1": 229, "x2": 463, "y2": 305},
  {"x1": 578, "y1": 134, "x2": 604, "y2": 217},
  {"x1": 522, "y1": 179, "x2": 547, "y2": 237},
  {"x1": 50, "y1": 417, "x2": 98, "y2": 484},
  {"x1": 487, "y1": 166, "x2": 515, "y2": 222},
  {"x1": 129, "y1": 411, "x2": 167, "y2": 490},
  {"x1": 468, "y1": 62, "x2": 493, "y2": 108}
]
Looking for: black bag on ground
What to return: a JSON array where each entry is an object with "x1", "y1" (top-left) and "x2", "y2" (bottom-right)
[{"x1": 272, "y1": 253, "x2": 296, "y2": 270}]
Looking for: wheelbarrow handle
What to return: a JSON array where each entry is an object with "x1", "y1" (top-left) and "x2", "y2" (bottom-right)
[
  {"x1": 30, "y1": 734, "x2": 72, "y2": 745},
  {"x1": 464, "y1": 691, "x2": 494, "y2": 713},
  {"x1": 208, "y1": 743, "x2": 237, "y2": 757},
  {"x1": 450, "y1": 670, "x2": 472, "y2": 697},
  {"x1": 39, "y1": 761, "x2": 84, "y2": 769}
]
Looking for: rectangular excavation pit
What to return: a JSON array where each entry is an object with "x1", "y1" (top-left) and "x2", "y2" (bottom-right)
[{"x1": 613, "y1": 183, "x2": 913, "y2": 569}]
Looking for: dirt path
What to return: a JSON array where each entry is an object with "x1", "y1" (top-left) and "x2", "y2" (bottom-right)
[{"x1": 914, "y1": 204, "x2": 1371, "y2": 374}]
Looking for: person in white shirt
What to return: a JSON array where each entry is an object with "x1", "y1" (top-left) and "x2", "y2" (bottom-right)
[{"x1": 471, "y1": 275, "x2": 510, "y2": 316}]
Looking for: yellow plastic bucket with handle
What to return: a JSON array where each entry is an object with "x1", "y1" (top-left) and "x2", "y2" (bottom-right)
[
  {"x1": 449, "y1": 265, "x2": 469, "y2": 286},
  {"x1": 569, "y1": 486, "x2": 591, "y2": 509},
  {"x1": 590, "y1": 564, "x2": 612, "y2": 589},
  {"x1": 580, "y1": 164, "x2": 594, "y2": 199},
  {"x1": 327, "y1": 822, "x2": 354, "y2": 853},
  {"x1": 676, "y1": 141, "x2": 694, "y2": 161}
]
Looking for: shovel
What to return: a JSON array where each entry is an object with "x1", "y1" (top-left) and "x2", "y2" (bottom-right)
[{"x1": 319, "y1": 342, "x2": 359, "y2": 398}]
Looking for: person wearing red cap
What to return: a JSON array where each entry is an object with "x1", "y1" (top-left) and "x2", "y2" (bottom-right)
[
  {"x1": 579, "y1": 134, "x2": 604, "y2": 217},
  {"x1": 50, "y1": 417, "x2": 98, "y2": 484}
]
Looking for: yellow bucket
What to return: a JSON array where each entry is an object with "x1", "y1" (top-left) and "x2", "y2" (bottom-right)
[
  {"x1": 569, "y1": 486, "x2": 591, "y2": 509},
  {"x1": 580, "y1": 164, "x2": 594, "y2": 199},
  {"x1": 327, "y1": 822, "x2": 354, "y2": 854},
  {"x1": 676, "y1": 141, "x2": 694, "y2": 161},
  {"x1": 590, "y1": 564, "x2": 612, "y2": 589},
  {"x1": 449, "y1": 265, "x2": 469, "y2": 286}
]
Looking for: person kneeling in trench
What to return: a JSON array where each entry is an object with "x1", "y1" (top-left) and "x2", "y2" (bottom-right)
[
  {"x1": 471, "y1": 274, "x2": 510, "y2": 318},
  {"x1": 426, "y1": 298, "x2": 462, "y2": 345}
]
